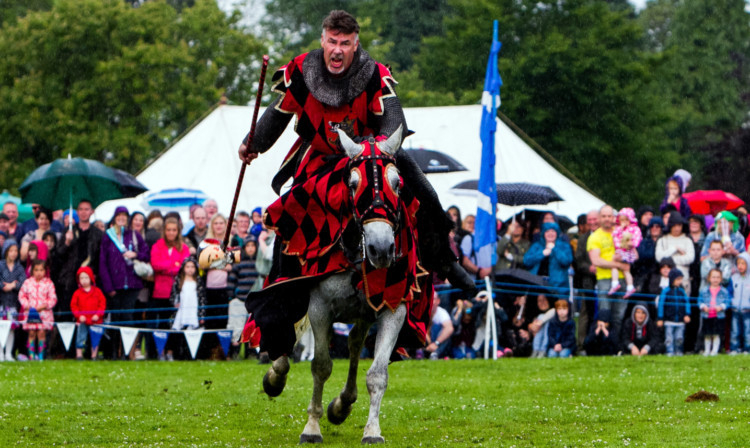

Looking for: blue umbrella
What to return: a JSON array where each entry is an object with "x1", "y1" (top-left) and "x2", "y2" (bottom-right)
[{"x1": 144, "y1": 188, "x2": 208, "y2": 209}]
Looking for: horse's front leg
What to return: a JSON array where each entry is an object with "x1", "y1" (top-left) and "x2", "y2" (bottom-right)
[
  {"x1": 300, "y1": 298, "x2": 333, "y2": 444},
  {"x1": 327, "y1": 322, "x2": 371, "y2": 425},
  {"x1": 363, "y1": 304, "x2": 406, "y2": 444},
  {"x1": 262, "y1": 355, "x2": 289, "y2": 397}
]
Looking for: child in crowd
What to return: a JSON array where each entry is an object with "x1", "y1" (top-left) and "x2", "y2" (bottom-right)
[
  {"x1": 610, "y1": 208, "x2": 642, "y2": 299},
  {"x1": 0, "y1": 239, "x2": 26, "y2": 361},
  {"x1": 647, "y1": 257, "x2": 675, "y2": 312},
  {"x1": 583, "y1": 309, "x2": 617, "y2": 356},
  {"x1": 656, "y1": 269, "x2": 691, "y2": 355},
  {"x1": 546, "y1": 300, "x2": 575, "y2": 358},
  {"x1": 170, "y1": 257, "x2": 205, "y2": 360},
  {"x1": 70, "y1": 266, "x2": 106, "y2": 360},
  {"x1": 528, "y1": 294, "x2": 555, "y2": 358},
  {"x1": 249, "y1": 207, "x2": 264, "y2": 238},
  {"x1": 700, "y1": 240, "x2": 732, "y2": 290},
  {"x1": 24, "y1": 241, "x2": 47, "y2": 277},
  {"x1": 699, "y1": 268, "x2": 731, "y2": 356},
  {"x1": 18, "y1": 259, "x2": 57, "y2": 361},
  {"x1": 451, "y1": 299, "x2": 478, "y2": 359},
  {"x1": 730, "y1": 253, "x2": 750, "y2": 354},
  {"x1": 621, "y1": 304, "x2": 660, "y2": 356},
  {"x1": 227, "y1": 236, "x2": 258, "y2": 359},
  {"x1": 171, "y1": 257, "x2": 205, "y2": 327},
  {"x1": 660, "y1": 175, "x2": 692, "y2": 220}
]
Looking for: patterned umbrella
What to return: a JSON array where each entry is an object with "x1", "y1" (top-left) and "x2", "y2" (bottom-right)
[
  {"x1": 404, "y1": 149, "x2": 468, "y2": 174},
  {"x1": 144, "y1": 188, "x2": 208, "y2": 209},
  {"x1": 451, "y1": 180, "x2": 563, "y2": 206}
]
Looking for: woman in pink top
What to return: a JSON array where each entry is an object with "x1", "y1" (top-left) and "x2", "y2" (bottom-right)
[{"x1": 148, "y1": 217, "x2": 189, "y2": 358}]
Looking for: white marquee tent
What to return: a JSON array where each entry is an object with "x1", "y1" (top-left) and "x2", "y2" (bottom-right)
[{"x1": 95, "y1": 104, "x2": 603, "y2": 223}]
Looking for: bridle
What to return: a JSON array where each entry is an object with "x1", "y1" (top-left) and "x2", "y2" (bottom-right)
[{"x1": 345, "y1": 139, "x2": 403, "y2": 263}]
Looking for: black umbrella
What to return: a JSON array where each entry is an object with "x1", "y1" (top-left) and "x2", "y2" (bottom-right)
[
  {"x1": 112, "y1": 168, "x2": 148, "y2": 197},
  {"x1": 503, "y1": 209, "x2": 575, "y2": 233},
  {"x1": 495, "y1": 268, "x2": 547, "y2": 287},
  {"x1": 404, "y1": 148, "x2": 467, "y2": 174},
  {"x1": 452, "y1": 180, "x2": 563, "y2": 206}
]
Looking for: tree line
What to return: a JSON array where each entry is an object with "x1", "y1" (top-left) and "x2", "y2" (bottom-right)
[{"x1": 1, "y1": 0, "x2": 748, "y2": 209}]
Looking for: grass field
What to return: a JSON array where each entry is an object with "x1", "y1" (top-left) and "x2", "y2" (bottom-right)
[{"x1": 1, "y1": 355, "x2": 748, "y2": 447}]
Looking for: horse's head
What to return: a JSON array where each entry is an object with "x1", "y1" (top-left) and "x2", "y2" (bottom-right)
[{"x1": 337, "y1": 126, "x2": 403, "y2": 270}]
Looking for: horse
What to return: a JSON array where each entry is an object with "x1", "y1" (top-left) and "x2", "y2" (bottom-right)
[{"x1": 260, "y1": 125, "x2": 427, "y2": 444}]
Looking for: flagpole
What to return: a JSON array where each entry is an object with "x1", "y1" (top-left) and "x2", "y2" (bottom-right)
[{"x1": 476, "y1": 21, "x2": 502, "y2": 360}]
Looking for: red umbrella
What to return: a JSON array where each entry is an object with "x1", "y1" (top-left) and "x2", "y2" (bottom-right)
[{"x1": 683, "y1": 190, "x2": 745, "y2": 215}]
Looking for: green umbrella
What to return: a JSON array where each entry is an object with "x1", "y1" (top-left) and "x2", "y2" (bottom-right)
[{"x1": 19, "y1": 155, "x2": 124, "y2": 214}]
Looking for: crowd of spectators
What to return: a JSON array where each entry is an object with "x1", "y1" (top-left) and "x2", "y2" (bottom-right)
[
  {"x1": 422, "y1": 170, "x2": 750, "y2": 360},
  {"x1": 2, "y1": 168, "x2": 750, "y2": 363},
  {"x1": 0, "y1": 199, "x2": 265, "y2": 361}
]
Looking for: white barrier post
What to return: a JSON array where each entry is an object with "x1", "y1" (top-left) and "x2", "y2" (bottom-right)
[{"x1": 482, "y1": 276, "x2": 498, "y2": 360}]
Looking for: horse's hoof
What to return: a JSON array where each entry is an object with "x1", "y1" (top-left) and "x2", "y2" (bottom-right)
[
  {"x1": 327, "y1": 397, "x2": 353, "y2": 425},
  {"x1": 299, "y1": 433, "x2": 323, "y2": 444},
  {"x1": 361, "y1": 436, "x2": 385, "y2": 444},
  {"x1": 262, "y1": 370, "x2": 286, "y2": 397}
]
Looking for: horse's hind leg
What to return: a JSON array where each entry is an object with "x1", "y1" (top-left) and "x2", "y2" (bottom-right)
[
  {"x1": 262, "y1": 355, "x2": 289, "y2": 397},
  {"x1": 327, "y1": 323, "x2": 371, "y2": 425},
  {"x1": 300, "y1": 298, "x2": 333, "y2": 444},
  {"x1": 362, "y1": 305, "x2": 406, "y2": 444}
]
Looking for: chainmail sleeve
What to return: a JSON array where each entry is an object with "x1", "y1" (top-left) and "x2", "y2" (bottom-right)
[
  {"x1": 379, "y1": 96, "x2": 408, "y2": 142},
  {"x1": 245, "y1": 96, "x2": 293, "y2": 153}
]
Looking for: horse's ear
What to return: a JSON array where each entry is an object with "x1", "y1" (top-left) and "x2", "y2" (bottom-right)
[
  {"x1": 379, "y1": 125, "x2": 403, "y2": 156},
  {"x1": 337, "y1": 129, "x2": 363, "y2": 158}
]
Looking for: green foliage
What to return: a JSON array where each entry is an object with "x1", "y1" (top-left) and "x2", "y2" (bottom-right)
[
  {"x1": 415, "y1": 0, "x2": 679, "y2": 206},
  {"x1": 0, "y1": 0, "x2": 52, "y2": 28},
  {"x1": 0, "y1": 357, "x2": 748, "y2": 446},
  {"x1": 640, "y1": 0, "x2": 750, "y2": 193},
  {"x1": 0, "y1": 0, "x2": 264, "y2": 189}
]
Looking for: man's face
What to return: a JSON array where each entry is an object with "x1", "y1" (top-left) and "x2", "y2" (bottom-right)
[
  {"x1": 237, "y1": 215, "x2": 250, "y2": 234},
  {"x1": 3, "y1": 204, "x2": 18, "y2": 224},
  {"x1": 599, "y1": 206, "x2": 614, "y2": 230},
  {"x1": 193, "y1": 209, "x2": 208, "y2": 231},
  {"x1": 321, "y1": 29, "x2": 358, "y2": 75},
  {"x1": 77, "y1": 201, "x2": 93, "y2": 224},
  {"x1": 586, "y1": 212, "x2": 600, "y2": 232}
]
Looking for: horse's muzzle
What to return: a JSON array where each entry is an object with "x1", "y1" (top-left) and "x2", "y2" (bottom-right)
[{"x1": 363, "y1": 221, "x2": 396, "y2": 269}]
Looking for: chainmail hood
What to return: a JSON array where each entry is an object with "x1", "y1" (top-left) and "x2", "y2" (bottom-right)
[{"x1": 302, "y1": 47, "x2": 377, "y2": 107}]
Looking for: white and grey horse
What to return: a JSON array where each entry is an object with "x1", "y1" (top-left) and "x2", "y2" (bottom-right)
[{"x1": 262, "y1": 126, "x2": 415, "y2": 444}]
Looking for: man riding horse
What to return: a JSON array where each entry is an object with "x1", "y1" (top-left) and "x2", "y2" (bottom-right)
[{"x1": 238, "y1": 10, "x2": 475, "y2": 361}]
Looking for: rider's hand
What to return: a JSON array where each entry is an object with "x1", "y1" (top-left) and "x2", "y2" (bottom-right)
[{"x1": 238, "y1": 143, "x2": 260, "y2": 165}]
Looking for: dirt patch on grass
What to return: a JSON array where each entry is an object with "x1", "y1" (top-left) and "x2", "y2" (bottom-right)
[{"x1": 685, "y1": 391, "x2": 719, "y2": 402}]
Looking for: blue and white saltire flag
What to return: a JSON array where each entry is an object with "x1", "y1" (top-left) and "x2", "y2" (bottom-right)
[{"x1": 474, "y1": 20, "x2": 503, "y2": 268}]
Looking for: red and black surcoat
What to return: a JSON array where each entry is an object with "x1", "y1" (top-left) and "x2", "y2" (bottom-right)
[{"x1": 247, "y1": 51, "x2": 433, "y2": 357}]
